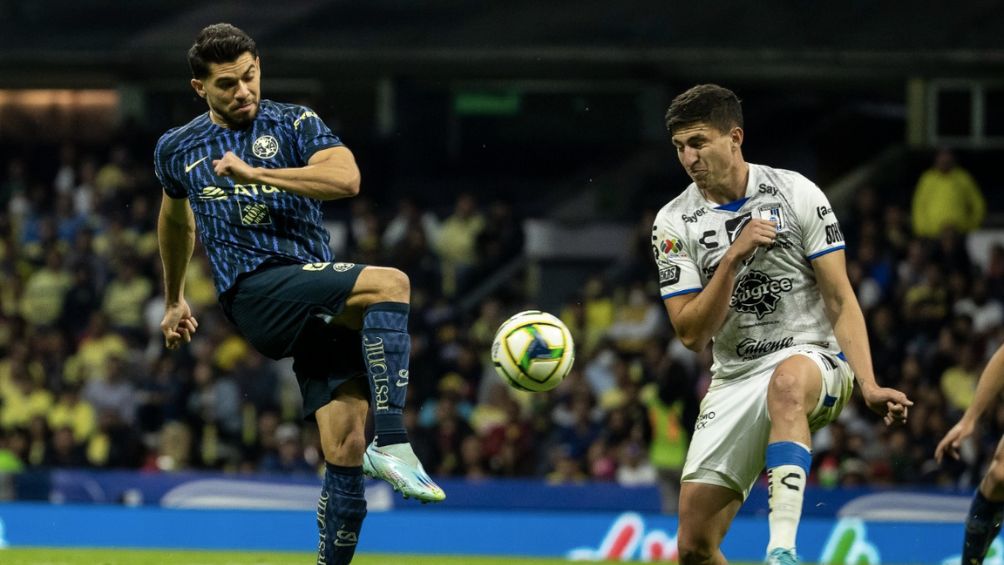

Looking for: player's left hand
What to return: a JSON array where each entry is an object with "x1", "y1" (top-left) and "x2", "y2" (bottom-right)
[
  {"x1": 213, "y1": 151, "x2": 257, "y2": 183},
  {"x1": 861, "y1": 384, "x2": 913, "y2": 426}
]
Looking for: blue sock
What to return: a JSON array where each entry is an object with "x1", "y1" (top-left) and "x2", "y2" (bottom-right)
[
  {"x1": 765, "y1": 441, "x2": 812, "y2": 552},
  {"x1": 317, "y1": 463, "x2": 367, "y2": 565},
  {"x1": 361, "y1": 302, "x2": 411, "y2": 447},
  {"x1": 963, "y1": 489, "x2": 1004, "y2": 565}
]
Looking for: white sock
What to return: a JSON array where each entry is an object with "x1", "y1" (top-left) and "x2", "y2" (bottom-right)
[{"x1": 766, "y1": 441, "x2": 810, "y2": 552}]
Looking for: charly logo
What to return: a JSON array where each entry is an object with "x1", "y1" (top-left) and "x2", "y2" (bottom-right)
[
  {"x1": 735, "y1": 336, "x2": 795, "y2": 360},
  {"x1": 240, "y1": 202, "x2": 272, "y2": 226},
  {"x1": 730, "y1": 270, "x2": 792, "y2": 318},
  {"x1": 252, "y1": 135, "x2": 279, "y2": 159}
]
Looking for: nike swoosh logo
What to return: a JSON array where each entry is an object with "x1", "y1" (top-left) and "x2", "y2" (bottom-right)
[{"x1": 184, "y1": 156, "x2": 208, "y2": 173}]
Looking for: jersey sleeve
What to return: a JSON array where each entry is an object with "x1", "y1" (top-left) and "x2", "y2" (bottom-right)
[
  {"x1": 652, "y1": 211, "x2": 703, "y2": 299},
  {"x1": 153, "y1": 134, "x2": 187, "y2": 199},
  {"x1": 290, "y1": 105, "x2": 342, "y2": 162},
  {"x1": 793, "y1": 177, "x2": 845, "y2": 260}
]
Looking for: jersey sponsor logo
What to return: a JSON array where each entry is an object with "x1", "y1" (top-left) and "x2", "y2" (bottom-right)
[
  {"x1": 252, "y1": 135, "x2": 279, "y2": 159},
  {"x1": 825, "y1": 223, "x2": 844, "y2": 245},
  {"x1": 758, "y1": 183, "x2": 778, "y2": 195},
  {"x1": 659, "y1": 264, "x2": 680, "y2": 286},
  {"x1": 303, "y1": 262, "x2": 331, "y2": 271},
  {"x1": 730, "y1": 270, "x2": 793, "y2": 319},
  {"x1": 681, "y1": 207, "x2": 707, "y2": 224},
  {"x1": 699, "y1": 230, "x2": 719, "y2": 249},
  {"x1": 702, "y1": 263, "x2": 719, "y2": 279},
  {"x1": 184, "y1": 156, "x2": 208, "y2": 173},
  {"x1": 735, "y1": 336, "x2": 795, "y2": 360},
  {"x1": 239, "y1": 202, "x2": 272, "y2": 225},
  {"x1": 198, "y1": 184, "x2": 284, "y2": 201},
  {"x1": 198, "y1": 186, "x2": 228, "y2": 201},
  {"x1": 363, "y1": 336, "x2": 391, "y2": 412},
  {"x1": 816, "y1": 205, "x2": 833, "y2": 219},
  {"x1": 725, "y1": 213, "x2": 752, "y2": 243},
  {"x1": 756, "y1": 204, "x2": 786, "y2": 232},
  {"x1": 293, "y1": 110, "x2": 320, "y2": 130}
]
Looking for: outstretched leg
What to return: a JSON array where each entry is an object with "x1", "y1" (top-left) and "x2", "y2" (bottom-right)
[{"x1": 338, "y1": 266, "x2": 445, "y2": 503}]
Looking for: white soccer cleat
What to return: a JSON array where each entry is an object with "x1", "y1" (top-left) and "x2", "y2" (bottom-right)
[
  {"x1": 362, "y1": 441, "x2": 446, "y2": 503},
  {"x1": 765, "y1": 547, "x2": 799, "y2": 565}
]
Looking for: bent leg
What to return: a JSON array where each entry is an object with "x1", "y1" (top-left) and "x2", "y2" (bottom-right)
[
  {"x1": 764, "y1": 355, "x2": 822, "y2": 557},
  {"x1": 677, "y1": 481, "x2": 743, "y2": 565},
  {"x1": 963, "y1": 435, "x2": 1004, "y2": 564},
  {"x1": 314, "y1": 379, "x2": 370, "y2": 565}
]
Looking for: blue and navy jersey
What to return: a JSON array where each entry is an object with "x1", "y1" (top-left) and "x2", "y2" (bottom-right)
[{"x1": 154, "y1": 100, "x2": 341, "y2": 295}]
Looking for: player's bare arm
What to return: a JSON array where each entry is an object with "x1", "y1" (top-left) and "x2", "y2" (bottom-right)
[
  {"x1": 936, "y1": 344, "x2": 1004, "y2": 462},
  {"x1": 157, "y1": 193, "x2": 199, "y2": 349},
  {"x1": 664, "y1": 218, "x2": 777, "y2": 351},
  {"x1": 812, "y1": 249, "x2": 911, "y2": 425},
  {"x1": 213, "y1": 145, "x2": 361, "y2": 201}
]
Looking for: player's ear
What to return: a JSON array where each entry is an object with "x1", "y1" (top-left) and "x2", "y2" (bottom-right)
[
  {"x1": 731, "y1": 126, "x2": 744, "y2": 147},
  {"x1": 191, "y1": 78, "x2": 206, "y2": 99}
]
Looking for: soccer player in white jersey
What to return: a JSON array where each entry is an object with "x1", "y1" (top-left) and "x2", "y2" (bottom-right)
[{"x1": 652, "y1": 84, "x2": 912, "y2": 565}]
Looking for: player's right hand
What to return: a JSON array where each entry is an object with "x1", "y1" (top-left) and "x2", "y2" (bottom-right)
[
  {"x1": 935, "y1": 418, "x2": 975, "y2": 463},
  {"x1": 161, "y1": 299, "x2": 199, "y2": 350},
  {"x1": 725, "y1": 218, "x2": 777, "y2": 263}
]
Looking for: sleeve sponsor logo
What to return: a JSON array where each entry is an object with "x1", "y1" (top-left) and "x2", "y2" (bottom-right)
[
  {"x1": 660, "y1": 238, "x2": 685, "y2": 257},
  {"x1": 659, "y1": 264, "x2": 680, "y2": 286},
  {"x1": 293, "y1": 110, "x2": 320, "y2": 130},
  {"x1": 825, "y1": 223, "x2": 844, "y2": 245},
  {"x1": 816, "y1": 205, "x2": 833, "y2": 219}
]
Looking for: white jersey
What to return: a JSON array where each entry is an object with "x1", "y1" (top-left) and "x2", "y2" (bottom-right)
[{"x1": 652, "y1": 163, "x2": 846, "y2": 380}]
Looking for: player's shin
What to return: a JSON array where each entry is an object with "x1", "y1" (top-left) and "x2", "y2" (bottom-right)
[
  {"x1": 317, "y1": 463, "x2": 367, "y2": 565},
  {"x1": 766, "y1": 441, "x2": 811, "y2": 554},
  {"x1": 962, "y1": 489, "x2": 1004, "y2": 565},
  {"x1": 361, "y1": 302, "x2": 411, "y2": 446}
]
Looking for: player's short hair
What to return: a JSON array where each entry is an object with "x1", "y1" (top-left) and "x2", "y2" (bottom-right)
[
  {"x1": 665, "y1": 84, "x2": 743, "y2": 135},
  {"x1": 188, "y1": 23, "x2": 258, "y2": 79}
]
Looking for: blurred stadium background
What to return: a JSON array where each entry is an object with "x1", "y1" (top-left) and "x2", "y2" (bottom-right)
[{"x1": 1, "y1": 2, "x2": 1004, "y2": 563}]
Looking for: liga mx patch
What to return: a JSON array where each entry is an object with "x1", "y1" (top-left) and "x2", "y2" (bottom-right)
[
  {"x1": 659, "y1": 264, "x2": 680, "y2": 285},
  {"x1": 756, "y1": 204, "x2": 787, "y2": 232}
]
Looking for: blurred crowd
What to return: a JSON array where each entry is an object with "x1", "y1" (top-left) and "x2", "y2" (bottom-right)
[{"x1": 0, "y1": 140, "x2": 998, "y2": 513}]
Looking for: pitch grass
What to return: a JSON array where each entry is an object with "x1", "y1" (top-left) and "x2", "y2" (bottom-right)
[{"x1": 0, "y1": 548, "x2": 774, "y2": 564}]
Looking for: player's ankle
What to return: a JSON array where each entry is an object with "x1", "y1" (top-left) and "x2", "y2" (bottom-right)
[{"x1": 374, "y1": 432, "x2": 409, "y2": 447}]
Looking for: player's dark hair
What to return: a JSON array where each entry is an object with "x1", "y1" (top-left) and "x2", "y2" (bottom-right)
[
  {"x1": 665, "y1": 84, "x2": 743, "y2": 135},
  {"x1": 188, "y1": 23, "x2": 258, "y2": 79}
]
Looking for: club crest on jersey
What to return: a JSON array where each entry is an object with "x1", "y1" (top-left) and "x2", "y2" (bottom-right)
[
  {"x1": 756, "y1": 205, "x2": 787, "y2": 232},
  {"x1": 729, "y1": 270, "x2": 793, "y2": 319},
  {"x1": 252, "y1": 135, "x2": 279, "y2": 159}
]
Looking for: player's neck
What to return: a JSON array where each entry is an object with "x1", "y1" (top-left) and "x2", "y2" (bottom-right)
[{"x1": 702, "y1": 162, "x2": 749, "y2": 205}]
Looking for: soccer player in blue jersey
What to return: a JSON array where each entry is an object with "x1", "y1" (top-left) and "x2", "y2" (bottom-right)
[{"x1": 155, "y1": 23, "x2": 444, "y2": 564}]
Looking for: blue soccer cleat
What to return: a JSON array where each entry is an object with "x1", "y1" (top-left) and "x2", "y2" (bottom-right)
[
  {"x1": 362, "y1": 441, "x2": 446, "y2": 503},
  {"x1": 764, "y1": 547, "x2": 799, "y2": 565}
]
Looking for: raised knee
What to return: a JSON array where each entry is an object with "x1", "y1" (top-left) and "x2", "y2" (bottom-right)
[
  {"x1": 986, "y1": 460, "x2": 1004, "y2": 495},
  {"x1": 768, "y1": 371, "x2": 803, "y2": 405},
  {"x1": 363, "y1": 267, "x2": 410, "y2": 304}
]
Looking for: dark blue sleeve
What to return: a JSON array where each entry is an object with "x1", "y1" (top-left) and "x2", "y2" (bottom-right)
[
  {"x1": 290, "y1": 105, "x2": 342, "y2": 162},
  {"x1": 154, "y1": 133, "x2": 187, "y2": 199}
]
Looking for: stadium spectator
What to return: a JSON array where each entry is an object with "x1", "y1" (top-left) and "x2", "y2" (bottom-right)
[{"x1": 911, "y1": 148, "x2": 985, "y2": 238}]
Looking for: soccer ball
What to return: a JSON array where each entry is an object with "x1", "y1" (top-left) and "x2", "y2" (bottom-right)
[{"x1": 491, "y1": 310, "x2": 575, "y2": 392}]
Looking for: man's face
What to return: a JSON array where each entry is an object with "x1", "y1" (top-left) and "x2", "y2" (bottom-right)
[
  {"x1": 670, "y1": 122, "x2": 742, "y2": 191},
  {"x1": 191, "y1": 52, "x2": 261, "y2": 129}
]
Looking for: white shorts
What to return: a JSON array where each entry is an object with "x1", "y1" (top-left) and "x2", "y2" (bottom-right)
[{"x1": 681, "y1": 346, "x2": 854, "y2": 499}]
